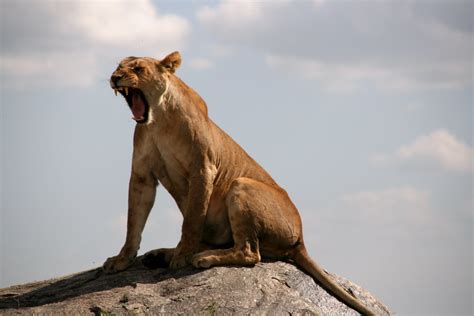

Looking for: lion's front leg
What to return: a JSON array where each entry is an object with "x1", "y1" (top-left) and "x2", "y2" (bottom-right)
[
  {"x1": 169, "y1": 164, "x2": 217, "y2": 269},
  {"x1": 103, "y1": 171, "x2": 158, "y2": 273}
]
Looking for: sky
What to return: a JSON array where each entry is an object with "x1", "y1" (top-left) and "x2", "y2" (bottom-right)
[{"x1": 0, "y1": 0, "x2": 472, "y2": 315}]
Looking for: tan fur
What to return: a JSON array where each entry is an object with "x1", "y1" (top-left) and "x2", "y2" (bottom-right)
[{"x1": 102, "y1": 52, "x2": 375, "y2": 315}]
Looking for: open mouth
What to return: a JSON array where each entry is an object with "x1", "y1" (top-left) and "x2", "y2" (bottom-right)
[{"x1": 113, "y1": 87, "x2": 149, "y2": 123}]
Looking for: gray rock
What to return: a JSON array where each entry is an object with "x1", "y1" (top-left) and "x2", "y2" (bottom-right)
[{"x1": 0, "y1": 258, "x2": 393, "y2": 315}]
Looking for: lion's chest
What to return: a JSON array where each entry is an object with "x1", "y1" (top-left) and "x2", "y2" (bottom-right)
[{"x1": 152, "y1": 126, "x2": 195, "y2": 194}]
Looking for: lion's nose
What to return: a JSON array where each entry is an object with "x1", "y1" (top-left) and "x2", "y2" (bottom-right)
[{"x1": 110, "y1": 74, "x2": 123, "y2": 87}]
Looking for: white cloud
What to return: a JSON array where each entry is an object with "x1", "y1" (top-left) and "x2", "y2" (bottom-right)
[
  {"x1": 371, "y1": 129, "x2": 474, "y2": 172},
  {"x1": 1, "y1": 0, "x2": 190, "y2": 88},
  {"x1": 73, "y1": 0, "x2": 189, "y2": 50},
  {"x1": 198, "y1": 1, "x2": 472, "y2": 92},
  {"x1": 189, "y1": 58, "x2": 214, "y2": 70}
]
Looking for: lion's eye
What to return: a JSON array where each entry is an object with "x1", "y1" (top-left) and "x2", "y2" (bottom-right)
[{"x1": 133, "y1": 66, "x2": 143, "y2": 72}]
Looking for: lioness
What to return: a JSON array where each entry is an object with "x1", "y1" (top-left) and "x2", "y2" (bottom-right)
[{"x1": 103, "y1": 52, "x2": 375, "y2": 315}]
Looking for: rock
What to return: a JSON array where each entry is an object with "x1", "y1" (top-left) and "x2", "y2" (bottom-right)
[{"x1": 0, "y1": 258, "x2": 393, "y2": 315}]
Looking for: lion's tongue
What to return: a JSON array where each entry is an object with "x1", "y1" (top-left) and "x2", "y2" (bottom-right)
[{"x1": 131, "y1": 93, "x2": 145, "y2": 120}]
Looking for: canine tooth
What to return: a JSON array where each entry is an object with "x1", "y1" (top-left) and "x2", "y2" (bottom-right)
[
  {"x1": 124, "y1": 87, "x2": 128, "y2": 95},
  {"x1": 114, "y1": 89, "x2": 118, "y2": 96}
]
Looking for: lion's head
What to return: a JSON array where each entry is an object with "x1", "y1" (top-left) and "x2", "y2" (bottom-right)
[{"x1": 110, "y1": 51, "x2": 181, "y2": 124}]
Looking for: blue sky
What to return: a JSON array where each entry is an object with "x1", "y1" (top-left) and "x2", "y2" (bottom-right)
[{"x1": 1, "y1": 1, "x2": 472, "y2": 315}]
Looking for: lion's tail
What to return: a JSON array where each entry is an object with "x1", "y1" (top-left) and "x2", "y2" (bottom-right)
[{"x1": 290, "y1": 244, "x2": 376, "y2": 316}]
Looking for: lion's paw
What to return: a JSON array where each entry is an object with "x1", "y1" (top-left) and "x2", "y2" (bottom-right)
[
  {"x1": 191, "y1": 254, "x2": 213, "y2": 269},
  {"x1": 103, "y1": 254, "x2": 134, "y2": 274}
]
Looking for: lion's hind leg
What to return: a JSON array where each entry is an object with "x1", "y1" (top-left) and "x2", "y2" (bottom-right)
[
  {"x1": 193, "y1": 177, "x2": 300, "y2": 269},
  {"x1": 192, "y1": 177, "x2": 264, "y2": 268}
]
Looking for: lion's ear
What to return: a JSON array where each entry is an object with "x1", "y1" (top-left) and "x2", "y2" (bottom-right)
[{"x1": 161, "y1": 51, "x2": 181, "y2": 73}]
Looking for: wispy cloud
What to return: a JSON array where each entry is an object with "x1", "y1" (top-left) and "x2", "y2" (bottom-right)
[
  {"x1": 306, "y1": 185, "x2": 434, "y2": 231},
  {"x1": 341, "y1": 186, "x2": 431, "y2": 226},
  {"x1": 1, "y1": 53, "x2": 99, "y2": 89},
  {"x1": 265, "y1": 55, "x2": 390, "y2": 93},
  {"x1": 197, "y1": 0, "x2": 472, "y2": 92},
  {"x1": 197, "y1": 0, "x2": 263, "y2": 29},
  {"x1": 265, "y1": 54, "x2": 470, "y2": 93},
  {"x1": 372, "y1": 129, "x2": 474, "y2": 173}
]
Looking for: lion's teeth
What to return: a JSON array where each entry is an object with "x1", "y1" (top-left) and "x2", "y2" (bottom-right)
[
  {"x1": 124, "y1": 87, "x2": 128, "y2": 95},
  {"x1": 114, "y1": 89, "x2": 118, "y2": 96}
]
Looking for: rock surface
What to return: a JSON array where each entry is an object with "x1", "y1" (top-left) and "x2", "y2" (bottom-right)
[{"x1": 0, "y1": 258, "x2": 392, "y2": 315}]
